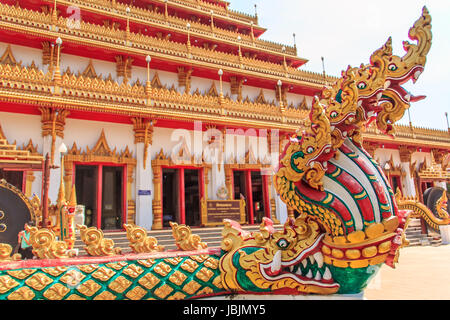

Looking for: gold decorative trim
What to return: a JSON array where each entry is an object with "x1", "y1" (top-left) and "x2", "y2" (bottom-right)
[
  {"x1": 124, "y1": 224, "x2": 164, "y2": 253},
  {"x1": 77, "y1": 224, "x2": 122, "y2": 256},
  {"x1": 25, "y1": 225, "x2": 76, "y2": 259},
  {"x1": 395, "y1": 189, "x2": 450, "y2": 230},
  {"x1": 169, "y1": 222, "x2": 207, "y2": 251},
  {"x1": 0, "y1": 124, "x2": 43, "y2": 167},
  {"x1": 0, "y1": 243, "x2": 21, "y2": 261}
]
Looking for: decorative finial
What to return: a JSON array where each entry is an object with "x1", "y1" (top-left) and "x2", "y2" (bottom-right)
[
  {"x1": 321, "y1": 56, "x2": 327, "y2": 85},
  {"x1": 445, "y1": 111, "x2": 449, "y2": 134}
]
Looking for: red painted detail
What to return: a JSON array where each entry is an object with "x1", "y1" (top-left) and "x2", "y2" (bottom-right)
[
  {"x1": 96, "y1": 164, "x2": 103, "y2": 230},
  {"x1": 122, "y1": 165, "x2": 128, "y2": 229},
  {"x1": 73, "y1": 162, "x2": 127, "y2": 230},
  {"x1": 179, "y1": 168, "x2": 185, "y2": 225},
  {"x1": 327, "y1": 163, "x2": 375, "y2": 223},
  {"x1": 33, "y1": 0, "x2": 271, "y2": 55},
  {"x1": 295, "y1": 180, "x2": 352, "y2": 229},
  {"x1": 339, "y1": 144, "x2": 390, "y2": 207},
  {"x1": 262, "y1": 174, "x2": 271, "y2": 219},
  {"x1": 0, "y1": 27, "x2": 313, "y2": 95},
  {"x1": 245, "y1": 170, "x2": 254, "y2": 224}
]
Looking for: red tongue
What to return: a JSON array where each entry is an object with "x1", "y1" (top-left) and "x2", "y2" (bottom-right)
[{"x1": 410, "y1": 95, "x2": 426, "y2": 102}]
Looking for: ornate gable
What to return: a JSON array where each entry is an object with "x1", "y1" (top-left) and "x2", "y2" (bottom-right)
[{"x1": 0, "y1": 45, "x2": 20, "y2": 66}]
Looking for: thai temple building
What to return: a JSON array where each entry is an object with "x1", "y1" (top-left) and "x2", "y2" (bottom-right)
[{"x1": 0, "y1": 0, "x2": 448, "y2": 238}]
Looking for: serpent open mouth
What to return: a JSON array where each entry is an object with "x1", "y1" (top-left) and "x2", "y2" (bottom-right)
[
  {"x1": 382, "y1": 65, "x2": 426, "y2": 104},
  {"x1": 259, "y1": 234, "x2": 339, "y2": 290}
]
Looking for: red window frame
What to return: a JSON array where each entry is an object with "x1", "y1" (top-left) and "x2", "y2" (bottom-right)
[{"x1": 72, "y1": 162, "x2": 127, "y2": 230}]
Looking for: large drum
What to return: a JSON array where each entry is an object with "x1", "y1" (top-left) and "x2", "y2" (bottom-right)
[{"x1": 0, "y1": 179, "x2": 34, "y2": 250}]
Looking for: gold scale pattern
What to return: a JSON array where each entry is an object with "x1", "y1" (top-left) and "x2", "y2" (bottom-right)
[{"x1": 0, "y1": 254, "x2": 224, "y2": 300}]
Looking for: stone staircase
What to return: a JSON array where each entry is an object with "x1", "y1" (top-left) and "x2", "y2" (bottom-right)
[
  {"x1": 74, "y1": 224, "x2": 284, "y2": 253},
  {"x1": 405, "y1": 218, "x2": 442, "y2": 247}
]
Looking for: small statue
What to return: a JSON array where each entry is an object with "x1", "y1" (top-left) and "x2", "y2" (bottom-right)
[
  {"x1": 170, "y1": 222, "x2": 207, "y2": 251},
  {"x1": 124, "y1": 224, "x2": 164, "y2": 253},
  {"x1": 77, "y1": 224, "x2": 122, "y2": 256}
]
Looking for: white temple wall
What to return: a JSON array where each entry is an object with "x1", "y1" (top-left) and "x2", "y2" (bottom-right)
[
  {"x1": 0, "y1": 111, "x2": 43, "y2": 199},
  {"x1": 286, "y1": 92, "x2": 310, "y2": 108},
  {"x1": 0, "y1": 111, "x2": 42, "y2": 152},
  {"x1": 64, "y1": 118, "x2": 134, "y2": 154},
  {"x1": 373, "y1": 148, "x2": 400, "y2": 166},
  {"x1": 241, "y1": 85, "x2": 276, "y2": 104},
  {"x1": 60, "y1": 54, "x2": 115, "y2": 79},
  {"x1": 131, "y1": 66, "x2": 179, "y2": 89},
  {"x1": 411, "y1": 151, "x2": 431, "y2": 168},
  {"x1": 0, "y1": 43, "x2": 44, "y2": 71}
]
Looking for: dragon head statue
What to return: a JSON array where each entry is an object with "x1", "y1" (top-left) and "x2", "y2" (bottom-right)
[
  {"x1": 370, "y1": 6, "x2": 432, "y2": 135},
  {"x1": 325, "y1": 63, "x2": 386, "y2": 147},
  {"x1": 220, "y1": 217, "x2": 340, "y2": 295},
  {"x1": 277, "y1": 97, "x2": 334, "y2": 191}
]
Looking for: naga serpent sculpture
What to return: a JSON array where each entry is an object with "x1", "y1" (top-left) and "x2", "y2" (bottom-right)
[
  {"x1": 220, "y1": 7, "x2": 432, "y2": 295},
  {"x1": 0, "y1": 8, "x2": 435, "y2": 300}
]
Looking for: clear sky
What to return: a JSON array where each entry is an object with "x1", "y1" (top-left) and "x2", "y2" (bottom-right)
[{"x1": 229, "y1": 0, "x2": 450, "y2": 131}]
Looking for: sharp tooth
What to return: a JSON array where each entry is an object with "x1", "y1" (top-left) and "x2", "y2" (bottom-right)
[
  {"x1": 377, "y1": 92, "x2": 382, "y2": 100},
  {"x1": 309, "y1": 255, "x2": 315, "y2": 265},
  {"x1": 323, "y1": 162, "x2": 327, "y2": 168},
  {"x1": 306, "y1": 270, "x2": 313, "y2": 278},
  {"x1": 330, "y1": 126, "x2": 335, "y2": 131},
  {"x1": 348, "y1": 116, "x2": 354, "y2": 122},
  {"x1": 302, "y1": 259, "x2": 307, "y2": 268},
  {"x1": 414, "y1": 70, "x2": 422, "y2": 80},
  {"x1": 358, "y1": 100, "x2": 363, "y2": 107},
  {"x1": 296, "y1": 268, "x2": 302, "y2": 276},
  {"x1": 270, "y1": 250, "x2": 282, "y2": 274},
  {"x1": 405, "y1": 94, "x2": 411, "y2": 102},
  {"x1": 313, "y1": 252, "x2": 324, "y2": 268},
  {"x1": 342, "y1": 131, "x2": 348, "y2": 137},
  {"x1": 384, "y1": 80, "x2": 391, "y2": 89},
  {"x1": 314, "y1": 271, "x2": 322, "y2": 281},
  {"x1": 323, "y1": 267, "x2": 332, "y2": 280},
  {"x1": 310, "y1": 162, "x2": 315, "y2": 168},
  {"x1": 289, "y1": 266, "x2": 294, "y2": 272}
]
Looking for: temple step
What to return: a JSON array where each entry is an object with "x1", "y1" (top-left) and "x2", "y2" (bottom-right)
[{"x1": 404, "y1": 218, "x2": 442, "y2": 247}]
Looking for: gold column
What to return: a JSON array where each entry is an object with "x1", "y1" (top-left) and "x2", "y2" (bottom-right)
[
  {"x1": 225, "y1": 166, "x2": 233, "y2": 200},
  {"x1": 151, "y1": 164, "x2": 162, "y2": 230},
  {"x1": 24, "y1": 171, "x2": 35, "y2": 198},
  {"x1": 127, "y1": 165, "x2": 135, "y2": 224}
]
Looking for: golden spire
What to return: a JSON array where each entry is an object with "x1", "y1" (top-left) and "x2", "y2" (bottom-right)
[
  {"x1": 68, "y1": 184, "x2": 77, "y2": 207},
  {"x1": 56, "y1": 155, "x2": 65, "y2": 208}
]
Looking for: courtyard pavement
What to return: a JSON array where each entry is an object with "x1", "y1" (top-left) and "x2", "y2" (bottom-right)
[{"x1": 364, "y1": 244, "x2": 450, "y2": 300}]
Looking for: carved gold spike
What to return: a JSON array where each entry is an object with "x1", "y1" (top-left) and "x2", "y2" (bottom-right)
[
  {"x1": 169, "y1": 222, "x2": 207, "y2": 251},
  {"x1": 0, "y1": 243, "x2": 21, "y2": 261},
  {"x1": 436, "y1": 190, "x2": 449, "y2": 220},
  {"x1": 25, "y1": 225, "x2": 76, "y2": 259},
  {"x1": 77, "y1": 225, "x2": 122, "y2": 256},
  {"x1": 124, "y1": 224, "x2": 164, "y2": 253}
]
